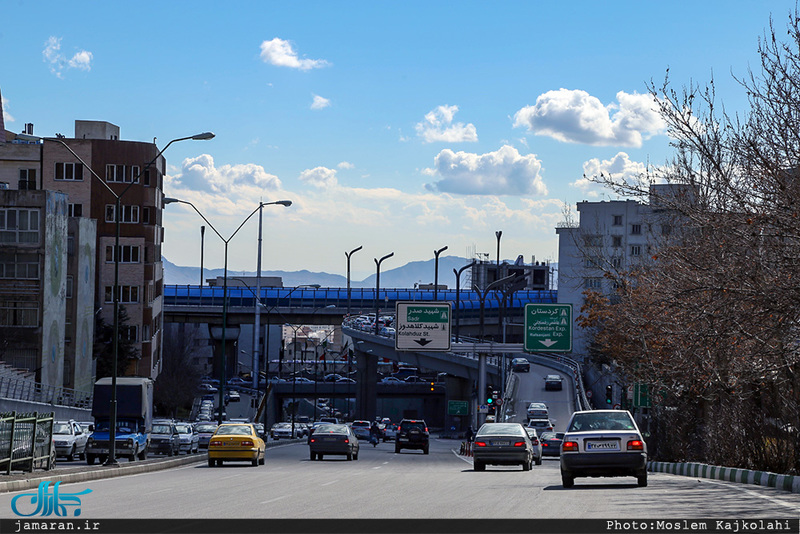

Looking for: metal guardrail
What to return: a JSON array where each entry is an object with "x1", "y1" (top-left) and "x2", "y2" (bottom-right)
[
  {"x1": 0, "y1": 376, "x2": 92, "y2": 410},
  {"x1": 0, "y1": 411, "x2": 55, "y2": 474}
]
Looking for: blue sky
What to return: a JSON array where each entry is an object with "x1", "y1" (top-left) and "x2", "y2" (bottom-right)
[{"x1": 2, "y1": 1, "x2": 794, "y2": 279}]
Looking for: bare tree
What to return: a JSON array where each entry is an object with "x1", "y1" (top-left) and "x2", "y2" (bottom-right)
[{"x1": 154, "y1": 324, "x2": 204, "y2": 419}]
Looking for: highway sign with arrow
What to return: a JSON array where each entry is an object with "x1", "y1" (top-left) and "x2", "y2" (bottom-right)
[
  {"x1": 395, "y1": 302, "x2": 452, "y2": 351},
  {"x1": 524, "y1": 303, "x2": 572, "y2": 352}
]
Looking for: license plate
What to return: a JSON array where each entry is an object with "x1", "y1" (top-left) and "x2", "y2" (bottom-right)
[
  {"x1": 324, "y1": 437, "x2": 337, "y2": 442},
  {"x1": 586, "y1": 441, "x2": 619, "y2": 451},
  {"x1": 399, "y1": 438, "x2": 408, "y2": 442},
  {"x1": 492, "y1": 441, "x2": 509, "y2": 446},
  {"x1": 224, "y1": 442, "x2": 239, "y2": 446}
]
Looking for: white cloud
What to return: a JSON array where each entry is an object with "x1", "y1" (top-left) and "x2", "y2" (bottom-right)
[
  {"x1": 68, "y1": 50, "x2": 93, "y2": 71},
  {"x1": 571, "y1": 152, "x2": 647, "y2": 198},
  {"x1": 42, "y1": 36, "x2": 93, "y2": 78},
  {"x1": 423, "y1": 145, "x2": 546, "y2": 196},
  {"x1": 299, "y1": 166, "x2": 338, "y2": 188},
  {"x1": 169, "y1": 154, "x2": 282, "y2": 194},
  {"x1": 310, "y1": 94, "x2": 330, "y2": 110},
  {"x1": 337, "y1": 161, "x2": 354, "y2": 169},
  {"x1": 2, "y1": 95, "x2": 14, "y2": 123},
  {"x1": 259, "y1": 38, "x2": 329, "y2": 71},
  {"x1": 415, "y1": 105, "x2": 478, "y2": 143},
  {"x1": 513, "y1": 89, "x2": 665, "y2": 147}
]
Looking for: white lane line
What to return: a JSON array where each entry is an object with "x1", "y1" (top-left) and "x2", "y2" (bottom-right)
[
  {"x1": 372, "y1": 466, "x2": 382, "y2": 470},
  {"x1": 261, "y1": 495, "x2": 288, "y2": 504},
  {"x1": 218, "y1": 474, "x2": 243, "y2": 480},
  {"x1": 382, "y1": 462, "x2": 389, "y2": 465},
  {"x1": 701, "y1": 479, "x2": 800, "y2": 513},
  {"x1": 320, "y1": 480, "x2": 338, "y2": 486},
  {"x1": 148, "y1": 488, "x2": 173, "y2": 494},
  {"x1": 451, "y1": 448, "x2": 473, "y2": 464}
]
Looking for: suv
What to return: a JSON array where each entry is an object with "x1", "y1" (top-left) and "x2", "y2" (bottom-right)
[
  {"x1": 395, "y1": 419, "x2": 429, "y2": 454},
  {"x1": 150, "y1": 420, "x2": 181, "y2": 456}
]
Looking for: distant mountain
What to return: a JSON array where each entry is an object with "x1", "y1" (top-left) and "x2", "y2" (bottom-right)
[{"x1": 163, "y1": 256, "x2": 485, "y2": 289}]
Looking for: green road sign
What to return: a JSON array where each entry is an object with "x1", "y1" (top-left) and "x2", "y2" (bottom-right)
[
  {"x1": 524, "y1": 303, "x2": 572, "y2": 352},
  {"x1": 448, "y1": 400, "x2": 469, "y2": 416},
  {"x1": 395, "y1": 302, "x2": 451, "y2": 351}
]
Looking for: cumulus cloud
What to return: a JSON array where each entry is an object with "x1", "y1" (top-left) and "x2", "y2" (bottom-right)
[
  {"x1": 310, "y1": 94, "x2": 330, "y2": 110},
  {"x1": 171, "y1": 154, "x2": 281, "y2": 194},
  {"x1": 259, "y1": 38, "x2": 329, "y2": 71},
  {"x1": 299, "y1": 166, "x2": 338, "y2": 188},
  {"x1": 513, "y1": 89, "x2": 665, "y2": 147},
  {"x1": 337, "y1": 161, "x2": 354, "y2": 169},
  {"x1": 571, "y1": 152, "x2": 647, "y2": 198},
  {"x1": 2, "y1": 94, "x2": 14, "y2": 123},
  {"x1": 42, "y1": 36, "x2": 93, "y2": 78},
  {"x1": 423, "y1": 145, "x2": 546, "y2": 196},
  {"x1": 415, "y1": 105, "x2": 478, "y2": 143}
]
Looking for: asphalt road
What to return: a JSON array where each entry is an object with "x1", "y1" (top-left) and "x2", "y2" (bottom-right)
[{"x1": 2, "y1": 438, "x2": 799, "y2": 519}]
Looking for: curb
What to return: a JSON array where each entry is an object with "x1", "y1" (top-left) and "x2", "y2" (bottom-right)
[
  {"x1": 648, "y1": 461, "x2": 800, "y2": 494},
  {"x1": 0, "y1": 439, "x2": 298, "y2": 494}
]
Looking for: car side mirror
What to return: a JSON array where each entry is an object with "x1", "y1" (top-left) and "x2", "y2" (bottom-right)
[{"x1": 89, "y1": 425, "x2": 94, "y2": 432}]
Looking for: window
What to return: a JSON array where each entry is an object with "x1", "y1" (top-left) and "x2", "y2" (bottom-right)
[
  {"x1": 142, "y1": 323, "x2": 151, "y2": 341},
  {"x1": 104, "y1": 285, "x2": 140, "y2": 303},
  {"x1": 68, "y1": 203, "x2": 82, "y2": 217},
  {"x1": 612, "y1": 215, "x2": 623, "y2": 226},
  {"x1": 67, "y1": 236, "x2": 74, "y2": 256},
  {"x1": 630, "y1": 224, "x2": 642, "y2": 235},
  {"x1": 142, "y1": 207, "x2": 150, "y2": 225},
  {"x1": 121, "y1": 325, "x2": 138, "y2": 343},
  {"x1": 54, "y1": 162, "x2": 84, "y2": 181},
  {"x1": 0, "y1": 301, "x2": 39, "y2": 327},
  {"x1": 630, "y1": 245, "x2": 642, "y2": 256},
  {"x1": 105, "y1": 245, "x2": 140, "y2": 263},
  {"x1": 0, "y1": 253, "x2": 40, "y2": 279},
  {"x1": 584, "y1": 257, "x2": 602, "y2": 269},
  {"x1": 18, "y1": 169, "x2": 36, "y2": 190},
  {"x1": 143, "y1": 169, "x2": 151, "y2": 187},
  {"x1": 105, "y1": 204, "x2": 139, "y2": 223},
  {"x1": 611, "y1": 257, "x2": 622, "y2": 268},
  {"x1": 612, "y1": 235, "x2": 622, "y2": 248},
  {"x1": 0, "y1": 208, "x2": 40, "y2": 244},
  {"x1": 583, "y1": 235, "x2": 603, "y2": 247},
  {"x1": 106, "y1": 164, "x2": 126, "y2": 183},
  {"x1": 66, "y1": 276, "x2": 73, "y2": 299},
  {"x1": 583, "y1": 278, "x2": 602, "y2": 289}
]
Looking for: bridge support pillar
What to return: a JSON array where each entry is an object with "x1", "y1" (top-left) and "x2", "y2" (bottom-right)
[{"x1": 355, "y1": 348, "x2": 377, "y2": 421}]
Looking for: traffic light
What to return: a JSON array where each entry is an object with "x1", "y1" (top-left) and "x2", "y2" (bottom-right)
[
  {"x1": 606, "y1": 385, "x2": 613, "y2": 405},
  {"x1": 430, "y1": 381, "x2": 435, "y2": 392},
  {"x1": 486, "y1": 386, "x2": 494, "y2": 406}
]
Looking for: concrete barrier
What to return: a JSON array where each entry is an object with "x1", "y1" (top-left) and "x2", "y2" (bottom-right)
[{"x1": 648, "y1": 461, "x2": 800, "y2": 494}]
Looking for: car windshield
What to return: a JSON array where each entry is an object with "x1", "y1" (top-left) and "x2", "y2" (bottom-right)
[
  {"x1": 93, "y1": 420, "x2": 135, "y2": 433},
  {"x1": 152, "y1": 424, "x2": 172, "y2": 434},
  {"x1": 216, "y1": 425, "x2": 252, "y2": 436},
  {"x1": 53, "y1": 423, "x2": 73, "y2": 434},
  {"x1": 568, "y1": 412, "x2": 636, "y2": 432},
  {"x1": 540, "y1": 432, "x2": 557, "y2": 440},
  {"x1": 196, "y1": 424, "x2": 217, "y2": 433},
  {"x1": 477, "y1": 423, "x2": 524, "y2": 437},
  {"x1": 314, "y1": 424, "x2": 347, "y2": 434},
  {"x1": 175, "y1": 425, "x2": 192, "y2": 434},
  {"x1": 401, "y1": 422, "x2": 425, "y2": 431}
]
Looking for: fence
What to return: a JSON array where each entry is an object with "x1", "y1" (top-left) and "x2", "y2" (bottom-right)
[
  {"x1": 0, "y1": 376, "x2": 92, "y2": 410},
  {"x1": 0, "y1": 411, "x2": 55, "y2": 474}
]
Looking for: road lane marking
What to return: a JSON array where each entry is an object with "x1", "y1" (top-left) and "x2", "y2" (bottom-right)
[
  {"x1": 261, "y1": 495, "x2": 288, "y2": 504},
  {"x1": 701, "y1": 479, "x2": 800, "y2": 513},
  {"x1": 451, "y1": 448, "x2": 473, "y2": 464},
  {"x1": 320, "y1": 480, "x2": 338, "y2": 486},
  {"x1": 372, "y1": 466, "x2": 381, "y2": 470}
]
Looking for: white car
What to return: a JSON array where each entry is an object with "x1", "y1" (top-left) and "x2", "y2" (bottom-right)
[
  {"x1": 175, "y1": 423, "x2": 199, "y2": 454},
  {"x1": 526, "y1": 418, "x2": 554, "y2": 433},
  {"x1": 53, "y1": 420, "x2": 89, "y2": 461}
]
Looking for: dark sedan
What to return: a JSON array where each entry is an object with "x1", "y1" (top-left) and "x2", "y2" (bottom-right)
[
  {"x1": 308, "y1": 424, "x2": 359, "y2": 461},
  {"x1": 473, "y1": 422, "x2": 535, "y2": 471},
  {"x1": 539, "y1": 431, "x2": 564, "y2": 457}
]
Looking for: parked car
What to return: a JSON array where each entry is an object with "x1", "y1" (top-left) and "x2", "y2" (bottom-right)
[
  {"x1": 473, "y1": 422, "x2": 535, "y2": 471},
  {"x1": 380, "y1": 376, "x2": 404, "y2": 384},
  {"x1": 195, "y1": 422, "x2": 218, "y2": 449},
  {"x1": 560, "y1": 410, "x2": 648, "y2": 488},
  {"x1": 395, "y1": 419, "x2": 429, "y2": 454},
  {"x1": 52, "y1": 420, "x2": 89, "y2": 461},
  {"x1": 544, "y1": 374, "x2": 563, "y2": 391},
  {"x1": 539, "y1": 431, "x2": 564, "y2": 457},
  {"x1": 150, "y1": 420, "x2": 181, "y2": 456},
  {"x1": 175, "y1": 422, "x2": 199, "y2": 454},
  {"x1": 208, "y1": 423, "x2": 265, "y2": 467},
  {"x1": 511, "y1": 358, "x2": 530, "y2": 372},
  {"x1": 308, "y1": 423, "x2": 359, "y2": 461}
]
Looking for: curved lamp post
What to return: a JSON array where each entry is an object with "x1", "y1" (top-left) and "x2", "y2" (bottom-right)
[
  {"x1": 164, "y1": 198, "x2": 291, "y2": 425},
  {"x1": 374, "y1": 253, "x2": 394, "y2": 335},
  {"x1": 433, "y1": 246, "x2": 448, "y2": 301},
  {"x1": 453, "y1": 260, "x2": 477, "y2": 342},
  {"x1": 345, "y1": 246, "x2": 363, "y2": 317},
  {"x1": 42, "y1": 131, "x2": 214, "y2": 466}
]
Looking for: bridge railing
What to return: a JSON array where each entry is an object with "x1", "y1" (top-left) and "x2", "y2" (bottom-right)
[{"x1": 0, "y1": 376, "x2": 93, "y2": 410}]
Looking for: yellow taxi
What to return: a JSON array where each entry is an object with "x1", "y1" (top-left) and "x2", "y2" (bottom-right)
[{"x1": 207, "y1": 423, "x2": 265, "y2": 467}]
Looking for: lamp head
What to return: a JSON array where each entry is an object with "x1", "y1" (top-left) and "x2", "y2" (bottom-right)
[
  {"x1": 163, "y1": 197, "x2": 179, "y2": 205},
  {"x1": 192, "y1": 132, "x2": 215, "y2": 140}
]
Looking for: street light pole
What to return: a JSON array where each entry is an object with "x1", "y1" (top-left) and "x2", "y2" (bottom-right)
[
  {"x1": 374, "y1": 253, "x2": 394, "y2": 335},
  {"x1": 345, "y1": 246, "x2": 363, "y2": 317},
  {"x1": 453, "y1": 260, "x2": 476, "y2": 342},
  {"x1": 43, "y1": 131, "x2": 214, "y2": 466},
  {"x1": 474, "y1": 274, "x2": 516, "y2": 341},
  {"x1": 200, "y1": 225, "x2": 205, "y2": 286},
  {"x1": 433, "y1": 246, "x2": 448, "y2": 301},
  {"x1": 164, "y1": 198, "x2": 291, "y2": 425}
]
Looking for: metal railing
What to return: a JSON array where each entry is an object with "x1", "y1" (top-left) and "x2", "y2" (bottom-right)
[
  {"x1": 0, "y1": 411, "x2": 55, "y2": 474},
  {"x1": 0, "y1": 376, "x2": 92, "y2": 410}
]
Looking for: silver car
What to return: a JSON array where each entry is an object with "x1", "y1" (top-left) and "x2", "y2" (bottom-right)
[
  {"x1": 53, "y1": 420, "x2": 89, "y2": 461},
  {"x1": 473, "y1": 422, "x2": 535, "y2": 471},
  {"x1": 560, "y1": 410, "x2": 648, "y2": 488}
]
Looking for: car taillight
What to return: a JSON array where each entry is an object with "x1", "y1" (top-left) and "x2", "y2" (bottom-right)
[
  {"x1": 475, "y1": 441, "x2": 487, "y2": 447},
  {"x1": 310, "y1": 438, "x2": 316, "y2": 443},
  {"x1": 425, "y1": 427, "x2": 428, "y2": 432},
  {"x1": 513, "y1": 441, "x2": 526, "y2": 447},
  {"x1": 531, "y1": 439, "x2": 539, "y2": 445},
  {"x1": 241, "y1": 440, "x2": 254, "y2": 447},
  {"x1": 627, "y1": 440, "x2": 644, "y2": 450},
  {"x1": 344, "y1": 439, "x2": 349, "y2": 443},
  {"x1": 209, "y1": 440, "x2": 222, "y2": 447},
  {"x1": 562, "y1": 441, "x2": 579, "y2": 452}
]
